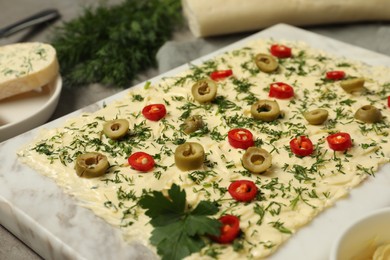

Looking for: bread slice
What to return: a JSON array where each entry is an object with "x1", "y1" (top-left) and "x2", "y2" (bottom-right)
[{"x1": 0, "y1": 42, "x2": 59, "y2": 100}]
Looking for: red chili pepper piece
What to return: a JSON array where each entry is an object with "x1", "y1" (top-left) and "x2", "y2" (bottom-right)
[
  {"x1": 326, "y1": 132, "x2": 352, "y2": 151},
  {"x1": 269, "y1": 82, "x2": 294, "y2": 99},
  {"x1": 326, "y1": 70, "x2": 346, "y2": 80},
  {"x1": 270, "y1": 44, "x2": 292, "y2": 58},
  {"x1": 227, "y1": 128, "x2": 254, "y2": 150},
  {"x1": 228, "y1": 180, "x2": 258, "y2": 202},
  {"x1": 210, "y1": 69, "x2": 233, "y2": 81},
  {"x1": 387, "y1": 96, "x2": 390, "y2": 108},
  {"x1": 142, "y1": 104, "x2": 166, "y2": 121},
  {"x1": 212, "y1": 215, "x2": 240, "y2": 244},
  {"x1": 289, "y1": 136, "x2": 314, "y2": 157},
  {"x1": 128, "y1": 152, "x2": 155, "y2": 172}
]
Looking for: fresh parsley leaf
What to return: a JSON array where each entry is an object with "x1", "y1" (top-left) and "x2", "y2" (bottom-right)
[
  {"x1": 150, "y1": 221, "x2": 205, "y2": 260},
  {"x1": 139, "y1": 184, "x2": 221, "y2": 260},
  {"x1": 139, "y1": 184, "x2": 185, "y2": 226},
  {"x1": 191, "y1": 200, "x2": 220, "y2": 216}
]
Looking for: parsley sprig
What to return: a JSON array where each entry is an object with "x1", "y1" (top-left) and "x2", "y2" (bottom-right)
[{"x1": 139, "y1": 184, "x2": 221, "y2": 260}]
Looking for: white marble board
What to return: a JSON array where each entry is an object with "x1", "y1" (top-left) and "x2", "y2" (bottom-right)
[{"x1": 0, "y1": 24, "x2": 389, "y2": 260}]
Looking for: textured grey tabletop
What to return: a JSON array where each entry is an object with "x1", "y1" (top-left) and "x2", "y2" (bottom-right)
[{"x1": 1, "y1": 0, "x2": 390, "y2": 259}]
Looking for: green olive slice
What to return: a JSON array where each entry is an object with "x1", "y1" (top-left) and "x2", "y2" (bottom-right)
[
  {"x1": 75, "y1": 152, "x2": 110, "y2": 178},
  {"x1": 304, "y1": 108, "x2": 329, "y2": 125},
  {"x1": 340, "y1": 78, "x2": 365, "y2": 93},
  {"x1": 182, "y1": 115, "x2": 204, "y2": 134},
  {"x1": 242, "y1": 147, "x2": 272, "y2": 173},
  {"x1": 251, "y1": 100, "x2": 280, "y2": 122},
  {"x1": 191, "y1": 79, "x2": 217, "y2": 103},
  {"x1": 354, "y1": 105, "x2": 382, "y2": 123},
  {"x1": 103, "y1": 119, "x2": 129, "y2": 140},
  {"x1": 254, "y1": 53, "x2": 278, "y2": 73},
  {"x1": 175, "y1": 142, "x2": 205, "y2": 171}
]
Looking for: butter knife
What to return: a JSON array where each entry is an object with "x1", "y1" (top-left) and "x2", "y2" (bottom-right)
[{"x1": 0, "y1": 9, "x2": 60, "y2": 38}]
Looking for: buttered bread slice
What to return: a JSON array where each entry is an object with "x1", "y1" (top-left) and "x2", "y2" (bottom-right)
[{"x1": 0, "y1": 42, "x2": 59, "y2": 100}]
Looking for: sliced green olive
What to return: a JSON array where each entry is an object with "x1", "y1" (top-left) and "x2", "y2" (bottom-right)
[
  {"x1": 103, "y1": 119, "x2": 129, "y2": 140},
  {"x1": 182, "y1": 115, "x2": 204, "y2": 134},
  {"x1": 191, "y1": 79, "x2": 217, "y2": 103},
  {"x1": 175, "y1": 142, "x2": 205, "y2": 171},
  {"x1": 354, "y1": 105, "x2": 382, "y2": 123},
  {"x1": 75, "y1": 152, "x2": 110, "y2": 178},
  {"x1": 251, "y1": 100, "x2": 280, "y2": 122},
  {"x1": 304, "y1": 108, "x2": 329, "y2": 125},
  {"x1": 254, "y1": 53, "x2": 278, "y2": 73},
  {"x1": 340, "y1": 77, "x2": 365, "y2": 93},
  {"x1": 242, "y1": 147, "x2": 272, "y2": 173}
]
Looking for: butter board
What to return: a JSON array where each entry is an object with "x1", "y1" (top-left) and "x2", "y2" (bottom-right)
[{"x1": 0, "y1": 24, "x2": 389, "y2": 260}]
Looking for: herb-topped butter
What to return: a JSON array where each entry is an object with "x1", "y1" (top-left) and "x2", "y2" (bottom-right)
[{"x1": 18, "y1": 39, "x2": 390, "y2": 259}]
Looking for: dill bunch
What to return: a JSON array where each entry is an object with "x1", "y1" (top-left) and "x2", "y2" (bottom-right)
[{"x1": 51, "y1": 0, "x2": 183, "y2": 88}]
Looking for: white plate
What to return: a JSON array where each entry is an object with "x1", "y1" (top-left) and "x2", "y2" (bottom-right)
[
  {"x1": 0, "y1": 75, "x2": 62, "y2": 142},
  {"x1": 0, "y1": 24, "x2": 389, "y2": 260}
]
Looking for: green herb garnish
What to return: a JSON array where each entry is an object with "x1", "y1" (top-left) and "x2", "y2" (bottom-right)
[
  {"x1": 51, "y1": 0, "x2": 183, "y2": 87},
  {"x1": 139, "y1": 184, "x2": 221, "y2": 260}
]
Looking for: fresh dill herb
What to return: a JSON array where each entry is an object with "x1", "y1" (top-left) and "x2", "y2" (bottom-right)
[
  {"x1": 269, "y1": 220, "x2": 292, "y2": 234},
  {"x1": 242, "y1": 92, "x2": 258, "y2": 105},
  {"x1": 103, "y1": 200, "x2": 117, "y2": 210},
  {"x1": 51, "y1": 0, "x2": 183, "y2": 87},
  {"x1": 307, "y1": 189, "x2": 319, "y2": 199},
  {"x1": 241, "y1": 60, "x2": 259, "y2": 75},
  {"x1": 213, "y1": 96, "x2": 241, "y2": 114},
  {"x1": 178, "y1": 102, "x2": 201, "y2": 119},
  {"x1": 339, "y1": 99, "x2": 356, "y2": 106},
  {"x1": 253, "y1": 203, "x2": 266, "y2": 225},
  {"x1": 117, "y1": 186, "x2": 137, "y2": 201},
  {"x1": 188, "y1": 170, "x2": 217, "y2": 184},
  {"x1": 132, "y1": 94, "x2": 144, "y2": 102},
  {"x1": 260, "y1": 241, "x2": 276, "y2": 249},
  {"x1": 360, "y1": 142, "x2": 378, "y2": 150},
  {"x1": 356, "y1": 165, "x2": 375, "y2": 176},
  {"x1": 32, "y1": 142, "x2": 54, "y2": 156},
  {"x1": 337, "y1": 62, "x2": 352, "y2": 67},
  {"x1": 231, "y1": 78, "x2": 253, "y2": 93},
  {"x1": 266, "y1": 201, "x2": 284, "y2": 216},
  {"x1": 287, "y1": 164, "x2": 315, "y2": 183},
  {"x1": 210, "y1": 127, "x2": 225, "y2": 141},
  {"x1": 153, "y1": 171, "x2": 162, "y2": 180},
  {"x1": 290, "y1": 187, "x2": 316, "y2": 210},
  {"x1": 203, "y1": 246, "x2": 221, "y2": 258},
  {"x1": 171, "y1": 96, "x2": 185, "y2": 102},
  {"x1": 189, "y1": 125, "x2": 210, "y2": 138},
  {"x1": 232, "y1": 239, "x2": 245, "y2": 252},
  {"x1": 358, "y1": 121, "x2": 390, "y2": 136}
]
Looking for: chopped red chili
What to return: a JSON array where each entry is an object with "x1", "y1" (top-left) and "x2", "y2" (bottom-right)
[
  {"x1": 270, "y1": 44, "x2": 292, "y2": 58},
  {"x1": 326, "y1": 70, "x2": 346, "y2": 80},
  {"x1": 326, "y1": 132, "x2": 352, "y2": 151},
  {"x1": 228, "y1": 180, "x2": 258, "y2": 202},
  {"x1": 211, "y1": 215, "x2": 240, "y2": 244},
  {"x1": 289, "y1": 136, "x2": 314, "y2": 157},
  {"x1": 269, "y1": 82, "x2": 294, "y2": 99},
  {"x1": 228, "y1": 128, "x2": 254, "y2": 150},
  {"x1": 210, "y1": 69, "x2": 233, "y2": 81},
  {"x1": 128, "y1": 152, "x2": 155, "y2": 172},
  {"x1": 142, "y1": 104, "x2": 166, "y2": 121}
]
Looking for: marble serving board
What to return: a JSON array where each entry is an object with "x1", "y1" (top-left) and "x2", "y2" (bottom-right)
[{"x1": 1, "y1": 24, "x2": 390, "y2": 260}]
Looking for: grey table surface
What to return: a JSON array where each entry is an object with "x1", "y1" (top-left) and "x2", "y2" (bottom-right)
[{"x1": 1, "y1": 0, "x2": 390, "y2": 259}]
